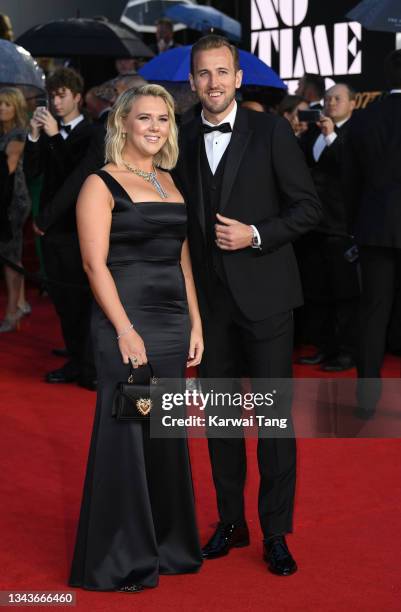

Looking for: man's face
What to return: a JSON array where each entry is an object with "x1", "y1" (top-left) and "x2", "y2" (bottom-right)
[
  {"x1": 50, "y1": 87, "x2": 80, "y2": 120},
  {"x1": 115, "y1": 58, "x2": 137, "y2": 75},
  {"x1": 156, "y1": 23, "x2": 173, "y2": 43},
  {"x1": 324, "y1": 85, "x2": 355, "y2": 123},
  {"x1": 295, "y1": 76, "x2": 306, "y2": 97},
  {"x1": 189, "y1": 46, "x2": 242, "y2": 119}
]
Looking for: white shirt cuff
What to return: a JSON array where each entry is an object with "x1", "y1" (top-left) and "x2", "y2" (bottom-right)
[
  {"x1": 324, "y1": 132, "x2": 337, "y2": 146},
  {"x1": 250, "y1": 225, "x2": 262, "y2": 248},
  {"x1": 27, "y1": 132, "x2": 40, "y2": 143}
]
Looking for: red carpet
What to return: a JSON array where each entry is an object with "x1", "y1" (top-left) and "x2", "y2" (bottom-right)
[{"x1": 1, "y1": 290, "x2": 401, "y2": 611}]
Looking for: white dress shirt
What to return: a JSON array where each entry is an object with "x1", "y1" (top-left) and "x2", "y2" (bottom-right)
[
  {"x1": 201, "y1": 102, "x2": 237, "y2": 174},
  {"x1": 312, "y1": 117, "x2": 349, "y2": 162},
  {"x1": 28, "y1": 113, "x2": 84, "y2": 142},
  {"x1": 201, "y1": 102, "x2": 261, "y2": 248}
]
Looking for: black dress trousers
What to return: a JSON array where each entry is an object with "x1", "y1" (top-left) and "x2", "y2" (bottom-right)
[
  {"x1": 199, "y1": 280, "x2": 296, "y2": 538},
  {"x1": 42, "y1": 231, "x2": 95, "y2": 376}
]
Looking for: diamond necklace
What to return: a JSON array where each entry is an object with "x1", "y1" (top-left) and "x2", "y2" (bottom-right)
[{"x1": 122, "y1": 160, "x2": 169, "y2": 199}]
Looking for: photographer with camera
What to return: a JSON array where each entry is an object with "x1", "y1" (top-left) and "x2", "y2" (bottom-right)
[{"x1": 296, "y1": 83, "x2": 360, "y2": 371}]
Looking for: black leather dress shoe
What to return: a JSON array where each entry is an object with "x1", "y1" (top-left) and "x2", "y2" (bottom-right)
[
  {"x1": 52, "y1": 347, "x2": 69, "y2": 358},
  {"x1": 116, "y1": 584, "x2": 144, "y2": 593},
  {"x1": 77, "y1": 377, "x2": 98, "y2": 391},
  {"x1": 202, "y1": 523, "x2": 250, "y2": 559},
  {"x1": 321, "y1": 353, "x2": 355, "y2": 372},
  {"x1": 353, "y1": 406, "x2": 376, "y2": 420},
  {"x1": 297, "y1": 351, "x2": 328, "y2": 366},
  {"x1": 46, "y1": 364, "x2": 79, "y2": 384},
  {"x1": 263, "y1": 535, "x2": 297, "y2": 576}
]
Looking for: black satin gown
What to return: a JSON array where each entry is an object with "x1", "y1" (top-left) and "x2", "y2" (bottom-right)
[{"x1": 69, "y1": 170, "x2": 202, "y2": 590}]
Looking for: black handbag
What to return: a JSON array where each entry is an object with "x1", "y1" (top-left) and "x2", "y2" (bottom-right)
[{"x1": 112, "y1": 363, "x2": 158, "y2": 421}]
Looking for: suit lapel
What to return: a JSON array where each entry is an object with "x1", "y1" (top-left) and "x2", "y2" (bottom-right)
[
  {"x1": 66, "y1": 118, "x2": 90, "y2": 143},
  {"x1": 185, "y1": 118, "x2": 206, "y2": 235},
  {"x1": 219, "y1": 108, "x2": 252, "y2": 213}
]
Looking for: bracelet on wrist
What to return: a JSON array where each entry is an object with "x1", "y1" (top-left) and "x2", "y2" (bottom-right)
[{"x1": 116, "y1": 323, "x2": 133, "y2": 340}]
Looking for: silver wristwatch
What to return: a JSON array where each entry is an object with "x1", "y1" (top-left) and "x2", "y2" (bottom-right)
[{"x1": 250, "y1": 225, "x2": 261, "y2": 249}]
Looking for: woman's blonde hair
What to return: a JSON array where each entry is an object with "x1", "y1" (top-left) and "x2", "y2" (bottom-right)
[
  {"x1": 0, "y1": 87, "x2": 28, "y2": 133},
  {"x1": 105, "y1": 84, "x2": 178, "y2": 169}
]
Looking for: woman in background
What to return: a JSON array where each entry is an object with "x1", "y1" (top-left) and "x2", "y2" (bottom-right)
[{"x1": 0, "y1": 87, "x2": 31, "y2": 332}]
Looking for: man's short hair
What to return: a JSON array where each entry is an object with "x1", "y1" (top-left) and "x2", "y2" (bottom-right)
[
  {"x1": 46, "y1": 67, "x2": 84, "y2": 96},
  {"x1": 326, "y1": 82, "x2": 357, "y2": 101},
  {"x1": 302, "y1": 73, "x2": 326, "y2": 99},
  {"x1": 384, "y1": 49, "x2": 401, "y2": 89},
  {"x1": 190, "y1": 34, "x2": 240, "y2": 75},
  {"x1": 155, "y1": 17, "x2": 173, "y2": 31}
]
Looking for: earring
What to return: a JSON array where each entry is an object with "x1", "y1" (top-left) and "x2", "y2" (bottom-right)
[{"x1": 122, "y1": 132, "x2": 127, "y2": 138}]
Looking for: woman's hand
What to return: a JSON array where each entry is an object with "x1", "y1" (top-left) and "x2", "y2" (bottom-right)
[
  {"x1": 118, "y1": 328, "x2": 147, "y2": 368},
  {"x1": 187, "y1": 327, "x2": 204, "y2": 368}
]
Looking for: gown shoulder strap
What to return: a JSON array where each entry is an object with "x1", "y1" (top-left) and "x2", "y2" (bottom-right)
[{"x1": 92, "y1": 170, "x2": 131, "y2": 202}]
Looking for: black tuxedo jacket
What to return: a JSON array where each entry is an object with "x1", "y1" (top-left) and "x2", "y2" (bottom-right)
[
  {"x1": 300, "y1": 121, "x2": 351, "y2": 236},
  {"x1": 345, "y1": 93, "x2": 401, "y2": 248},
  {"x1": 24, "y1": 118, "x2": 94, "y2": 235},
  {"x1": 34, "y1": 116, "x2": 109, "y2": 235},
  {"x1": 31, "y1": 123, "x2": 107, "y2": 235},
  {"x1": 175, "y1": 108, "x2": 322, "y2": 321}
]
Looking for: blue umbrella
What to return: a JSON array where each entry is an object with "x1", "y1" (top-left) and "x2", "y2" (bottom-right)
[
  {"x1": 165, "y1": 4, "x2": 242, "y2": 42},
  {"x1": 139, "y1": 45, "x2": 286, "y2": 89},
  {"x1": 346, "y1": 0, "x2": 401, "y2": 32}
]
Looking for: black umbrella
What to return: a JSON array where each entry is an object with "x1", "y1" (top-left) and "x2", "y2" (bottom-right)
[
  {"x1": 346, "y1": 0, "x2": 401, "y2": 33},
  {"x1": 16, "y1": 17, "x2": 154, "y2": 58}
]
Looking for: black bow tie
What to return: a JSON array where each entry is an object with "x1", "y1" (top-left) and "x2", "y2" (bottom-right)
[
  {"x1": 59, "y1": 124, "x2": 72, "y2": 134},
  {"x1": 202, "y1": 122, "x2": 232, "y2": 134}
]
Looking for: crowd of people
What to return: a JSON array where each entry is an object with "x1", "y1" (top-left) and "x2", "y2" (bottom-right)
[{"x1": 1, "y1": 12, "x2": 401, "y2": 593}]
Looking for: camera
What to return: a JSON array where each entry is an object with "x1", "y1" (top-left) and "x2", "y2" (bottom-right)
[{"x1": 297, "y1": 109, "x2": 322, "y2": 123}]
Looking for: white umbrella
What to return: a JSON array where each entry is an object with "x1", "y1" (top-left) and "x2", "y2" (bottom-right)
[
  {"x1": 0, "y1": 39, "x2": 45, "y2": 98},
  {"x1": 121, "y1": 0, "x2": 196, "y2": 33}
]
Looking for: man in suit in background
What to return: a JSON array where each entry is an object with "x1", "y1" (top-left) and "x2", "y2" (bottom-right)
[
  {"x1": 297, "y1": 84, "x2": 359, "y2": 371},
  {"x1": 176, "y1": 35, "x2": 321, "y2": 576},
  {"x1": 84, "y1": 83, "x2": 114, "y2": 125},
  {"x1": 346, "y1": 50, "x2": 401, "y2": 418},
  {"x1": 24, "y1": 68, "x2": 95, "y2": 388},
  {"x1": 296, "y1": 73, "x2": 325, "y2": 110},
  {"x1": 151, "y1": 17, "x2": 179, "y2": 55}
]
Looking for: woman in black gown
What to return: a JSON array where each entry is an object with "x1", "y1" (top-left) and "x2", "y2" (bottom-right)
[{"x1": 69, "y1": 84, "x2": 203, "y2": 593}]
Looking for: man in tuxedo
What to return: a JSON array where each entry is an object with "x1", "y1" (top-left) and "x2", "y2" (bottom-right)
[
  {"x1": 345, "y1": 50, "x2": 401, "y2": 418},
  {"x1": 297, "y1": 84, "x2": 359, "y2": 371},
  {"x1": 24, "y1": 68, "x2": 95, "y2": 388},
  {"x1": 33, "y1": 73, "x2": 148, "y2": 246},
  {"x1": 176, "y1": 35, "x2": 321, "y2": 575}
]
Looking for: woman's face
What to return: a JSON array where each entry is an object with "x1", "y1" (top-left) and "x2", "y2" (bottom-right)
[
  {"x1": 122, "y1": 95, "x2": 170, "y2": 159},
  {"x1": 0, "y1": 98, "x2": 16, "y2": 124}
]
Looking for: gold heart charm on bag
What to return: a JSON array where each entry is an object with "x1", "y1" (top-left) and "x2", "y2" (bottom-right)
[{"x1": 136, "y1": 398, "x2": 152, "y2": 416}]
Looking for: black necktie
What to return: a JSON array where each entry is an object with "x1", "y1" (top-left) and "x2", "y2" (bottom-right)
[{"x1": 202, "y1": 122, "x2": 232, "y2": 135}]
